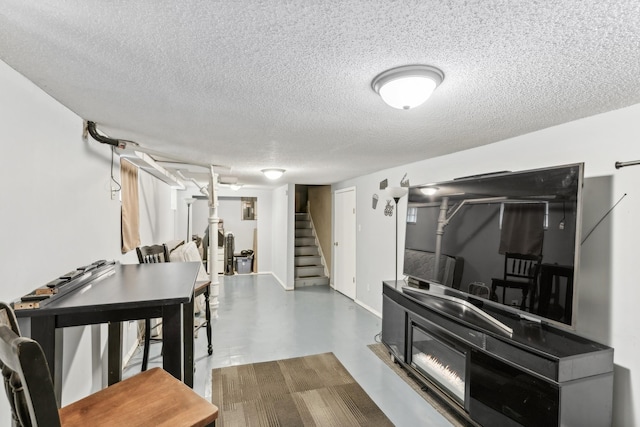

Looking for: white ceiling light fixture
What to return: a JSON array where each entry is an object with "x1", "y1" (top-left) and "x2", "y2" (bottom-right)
[
  {"x1": 261, "y1": 168, "x2": 285, "y2": 180},
  {"x1": 372, "y1": 65, "x2": 444, "y2": 110}
]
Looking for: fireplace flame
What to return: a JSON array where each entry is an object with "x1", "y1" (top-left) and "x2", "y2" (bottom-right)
[{"x1": 414, "y1": 352, "x2": 464, "y2": 399}]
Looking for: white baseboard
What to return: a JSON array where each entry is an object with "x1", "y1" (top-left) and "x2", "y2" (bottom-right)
[
  {"x1": 263, "y1": 271, "x2": 294, "y2": 290},
  {"x1": 355, "y1": 299, "x2": 382, "y2": 318}
]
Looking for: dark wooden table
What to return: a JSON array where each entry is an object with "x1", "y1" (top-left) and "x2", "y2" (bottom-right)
[{"x1": 15, "y1": 262, "x2": 199, "y2": 405}]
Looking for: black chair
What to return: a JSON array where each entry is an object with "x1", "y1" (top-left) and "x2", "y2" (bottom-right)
[
  {"x1": 137, "y1": 244, "x2": 213, "y2": 365},
  {"x1": 0, "y1": 302, "x2": 218, "y2": 427},
  {"x1": 194, "y1": 280, "x2": 213, "y2": 356},
  {"x1": 136, "y1": 244, "x2": 170, "y2": 264},
  {"x1": 491, "y1": 252, "x2": 542, "y2": 311},
  {"x1": 136, "y1": 244, "x2": 170, "y2": 371}
]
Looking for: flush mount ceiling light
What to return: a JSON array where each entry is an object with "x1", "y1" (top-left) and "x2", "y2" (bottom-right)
[
  {"x1": 372, "y1": 65, "x2": 444, "y2": 110},
  {"x1": 261, "y1": 168, "x2": 285, "y2": 180}
]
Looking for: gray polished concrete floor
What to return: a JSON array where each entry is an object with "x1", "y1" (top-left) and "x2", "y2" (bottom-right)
[{"x1": 124, "y1": 274, "x2": 453, "y2": 426}]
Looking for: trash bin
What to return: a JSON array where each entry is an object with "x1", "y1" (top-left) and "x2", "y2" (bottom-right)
[{"x1": 235, "y1": 256, "x2": 253, "y2": 274}]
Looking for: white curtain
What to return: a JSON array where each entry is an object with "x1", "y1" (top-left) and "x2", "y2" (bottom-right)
[{"x1": 121, "y1": 159, "x2": 140, "y2": 253}]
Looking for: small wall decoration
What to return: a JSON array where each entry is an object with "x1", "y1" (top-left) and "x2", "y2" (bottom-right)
[
  {"x1": 400, "y1": 173, "x2": 410, "y2": 187},
  {"x1": 372, "y1": 193, "x2": 379, "y2": 209},
  {"x1": 379, "y1": 179, "x2": 388, "y2": 190},
  {"x1": 384, "y1": 200, "x2": 394, "y2": 216}
]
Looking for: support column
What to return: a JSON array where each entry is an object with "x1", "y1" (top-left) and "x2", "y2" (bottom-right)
[
  {"x1": 185, "y1": 198, "x2": 196, "y2": 242},
  {"x1": 208, "y1": 167, "x2": 220, "y2": 319},
  {"x1": 433, "y1": 197, "x2": 449, "y2": 282}
]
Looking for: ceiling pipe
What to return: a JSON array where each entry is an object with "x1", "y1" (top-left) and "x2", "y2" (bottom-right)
[
  {"x1": 176, "y1": 170, "x2": 209, "y2": 197},
  {"x1": 86, "y1": 121, "x2": 131, "y2": 149}
]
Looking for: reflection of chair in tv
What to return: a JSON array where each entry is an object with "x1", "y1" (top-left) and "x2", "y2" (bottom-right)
[
  {"x1": 491, "y1": 253, "x2": 541, "y2": 311},
  {"x1": 403, "y1": 249, "x2": 464, "y2": 289}
]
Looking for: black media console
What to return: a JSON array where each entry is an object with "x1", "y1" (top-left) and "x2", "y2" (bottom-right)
[{"x1": 381, "y1": 282, "x2": 614, "y2": 427}]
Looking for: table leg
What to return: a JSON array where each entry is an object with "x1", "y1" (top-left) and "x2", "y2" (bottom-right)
[
  {"x1": 108, "y1": 321, "x2": 123, "y2": 385},
  {"x1": 31, "y1": 316, "x2": 62, "y2": 407},
  {"x1": 163, "y1": 303, "x2": 187, "y2": 383},
  {"x1": 204, "y1": 286, "x2": 212, "y2": 355},
  {"x1": 183, "y1": 297, "x2": 195, "y2": 387}
]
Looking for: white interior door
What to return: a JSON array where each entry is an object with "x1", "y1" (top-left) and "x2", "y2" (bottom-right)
[{"x1": 334, "y1": 188, "x2": 356, "y2": 299}]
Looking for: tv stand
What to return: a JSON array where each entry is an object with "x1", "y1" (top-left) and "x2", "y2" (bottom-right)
[{"x1": 381, "y1": 282, "x2": 613, "y2": 427}]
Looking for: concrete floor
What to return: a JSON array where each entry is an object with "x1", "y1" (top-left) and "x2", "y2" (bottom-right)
[{"x1": 123, "y1": 274, "x2": 453, "y2": 426}]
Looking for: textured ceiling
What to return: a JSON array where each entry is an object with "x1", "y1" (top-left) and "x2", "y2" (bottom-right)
[{"x1": 1, "y1": 1, "x2": 640, "y2": 187}]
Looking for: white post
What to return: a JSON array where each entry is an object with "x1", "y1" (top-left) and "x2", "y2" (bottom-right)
[
  {"x1": 208, "y1": 167, "x2": 220, "y2": 318},
  {"x1": 185, "y1": 198, "x2": 196, "y2": 243},
  {"x1": 433, "y1": 197, "x2": 449, "y2": 282}
]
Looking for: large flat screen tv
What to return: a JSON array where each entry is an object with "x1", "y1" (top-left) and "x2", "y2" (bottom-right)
[{"x1": 403, "y1": 163, "x2": 583, "y2": 328}]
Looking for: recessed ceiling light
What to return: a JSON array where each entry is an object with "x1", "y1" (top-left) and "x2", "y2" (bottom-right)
[
  {"x1": 372, "y1": 65, "x2": 444, "y2": 110},
  {"x1": 261, "y1": 168, "x2": 285, "y2": 180}
]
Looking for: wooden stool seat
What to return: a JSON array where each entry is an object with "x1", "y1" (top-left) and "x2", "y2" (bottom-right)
[{"x1": 59, "y1": 368, "x2": 218, "y2": 427}]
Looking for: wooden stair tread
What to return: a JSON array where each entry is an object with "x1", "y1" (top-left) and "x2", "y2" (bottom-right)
[{"x1": 59, "y1": 368, "x2": 218, "y2": 427}]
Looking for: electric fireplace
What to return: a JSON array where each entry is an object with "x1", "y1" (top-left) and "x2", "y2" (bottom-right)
[
  {"x1": 381, "y1": 283, "x2": 614, "y2": 426},
  {"x1": 410, "y1": 323, "x2": 466, "y2": 404}
]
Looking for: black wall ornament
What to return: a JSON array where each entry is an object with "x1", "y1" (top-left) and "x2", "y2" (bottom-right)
[{"x1": 384, "y1": 200, "x2": 394, "y2": 216}]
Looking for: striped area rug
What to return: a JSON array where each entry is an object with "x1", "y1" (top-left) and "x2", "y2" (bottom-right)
[{"x1": 211, "y1": 352, "x2": 393, "y2": 427}]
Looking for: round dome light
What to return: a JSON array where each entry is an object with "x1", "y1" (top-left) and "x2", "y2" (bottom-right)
[
  {"x1": 372, "y1": 65, "x2": 444, "y2": 110},
  {"x1": 261, "y1": 168, "x2": 285, "y2": 180}
]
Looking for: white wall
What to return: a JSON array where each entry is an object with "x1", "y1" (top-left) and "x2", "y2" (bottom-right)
[
  {"x1": 119, "y1": 168, "x2": 178, "y2": 361},
  {"x1": 0, "y1": 60, "x2": 181, "y2": 424},
  {"x1": 186, "y1": 186, "x2": 275, "y2": 273},
  {"x1": 0, "y1": 61, "x2": 122, "y2": 420},
  {"x1": 271, "y1": 184, "x2": 295, "y2": 289},
  {"x1": 192, "y1": 198, "x2": 211, "y2": 241},
  {"x1": 216, "y1": 198, "x2": 256, "y2": 252},
  {"x1": 335, "y1": 103, "x2": 640, "y2": 426},
  {"x1": 122, "y1": 169, "x2": 177, "y2": 264}
]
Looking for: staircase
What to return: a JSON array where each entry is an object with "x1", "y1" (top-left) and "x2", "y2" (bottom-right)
[{"x1": 294, "y1": 212, "x2": 329, "y2": 287}]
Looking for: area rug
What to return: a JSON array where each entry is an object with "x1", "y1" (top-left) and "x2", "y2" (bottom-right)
[
  {"x1": 211, "y1": 352, "x2": 393, "y2": 427},
  {"x1": 368, "y1": 343, "x2": 471, "y2": 427}
]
